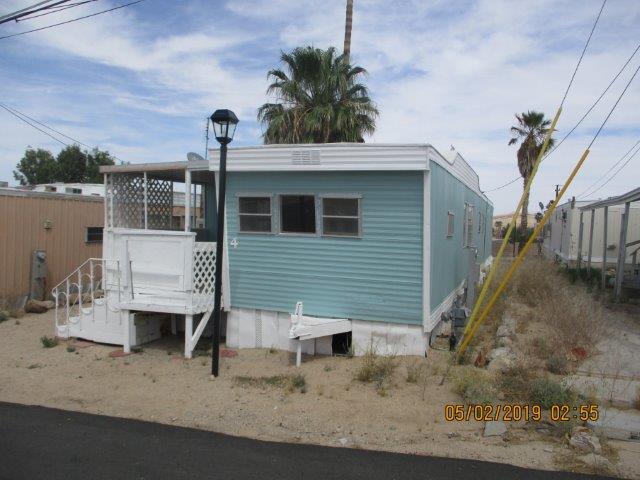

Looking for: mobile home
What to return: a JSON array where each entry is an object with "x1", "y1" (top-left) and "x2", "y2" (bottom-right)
[{"x1": 54, "y1": 143, "x2": 492, "y2": 359}]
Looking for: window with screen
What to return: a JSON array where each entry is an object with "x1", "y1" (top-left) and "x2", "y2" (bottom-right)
[
  {"x1": 280, "y1": 195, "x2": 316, "y2": 234},
  {"x1": 86, "y1": 227, "x2": 103, "y2": 243},
  {"x1": 447, "y1": 212, "x2": 455, "y2": 237},
  {"x1": 322, "y1": 197, "x2": 360, "y2": 237},
  {"x1": 238, "y1": 196, "x2": 272, "y2": 233},
  {"x1": 464, "y1": 203, "x2": 475, "y2": 246}
]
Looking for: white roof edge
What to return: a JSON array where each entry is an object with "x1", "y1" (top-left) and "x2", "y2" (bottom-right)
[{"x1": 208, "y1": 142, "x2": 491, "y2": 203}]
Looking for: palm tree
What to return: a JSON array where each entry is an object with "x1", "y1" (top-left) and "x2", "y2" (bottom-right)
[
  {"x1": 343, "y1": 0, "x2": 354, "y2": 63},
  {"x1": 508, "y1": 110, "x2": 555, "y2": 248},
  {"x1": 257, "y1": 46, "x2": 378, "y2": 144}
]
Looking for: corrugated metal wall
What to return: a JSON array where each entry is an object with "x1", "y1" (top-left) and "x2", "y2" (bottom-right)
[
  {"x1": 0, "y1": 191, "x2": 103, "y2": 300},
  {"x1": 225, "y1": 171, "x2": 424, "y2": 325},
  {"x1": 429, "y1": 161, "x2": 493, "y2": 312}
]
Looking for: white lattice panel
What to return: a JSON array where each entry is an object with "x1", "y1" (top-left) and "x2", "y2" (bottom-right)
[
  {"x1": 147, "y1": 177, "x2": 173, "y2": 229},
  {"x1": 110, "y1": 174, "x2": 144, "y2": 229},
  {"x1": 106, "y1": 174, "x2": 173, "y2": 229},
  {"x1": 193, "y1": 242, "x2": 216, "y2": 308}
]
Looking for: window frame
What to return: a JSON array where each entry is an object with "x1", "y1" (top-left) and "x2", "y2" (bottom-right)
[
  {"x1": 320, "y1": 194, "x2": 362, "y2": 238},
  {"x1": 447, "y1": 211, "x2": 455, "y2": 238},
  {"x1": 278, "y1": 193, "x2": 318, "y2": 236},
  {"x1": 463, "y1": 202, "x2": 475, "y2": 247},
  {"x1": 237, "y1": 194, "x2": 274, "y2": 234},
  {"x1": 85, "y1": 226, "x2": 104, "y2": 244}
]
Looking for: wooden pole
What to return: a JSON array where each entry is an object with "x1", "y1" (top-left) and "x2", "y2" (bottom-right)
[
  {"x1": 601, "y1": 206, "x2": 608, "y2": 289},
  {"x1": 614, "y1": 202, "x2": 631, "y2": 301}
]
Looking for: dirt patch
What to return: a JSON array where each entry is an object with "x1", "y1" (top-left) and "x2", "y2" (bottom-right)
[{"x1": 0, "y1": 309, "x2": 637, "y2": 478}]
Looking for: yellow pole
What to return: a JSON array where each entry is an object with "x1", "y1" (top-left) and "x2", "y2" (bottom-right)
[
  {"x1": 461, "y1": 107, "x2": 562, "y2": 339},
  {"x1": 456, "y1": 148, "x2": 591, "y2": 360}
]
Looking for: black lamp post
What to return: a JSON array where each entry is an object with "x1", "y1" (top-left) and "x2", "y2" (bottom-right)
[{"x1": 210, "y1": 108, "x2": 239, "y2": 377}]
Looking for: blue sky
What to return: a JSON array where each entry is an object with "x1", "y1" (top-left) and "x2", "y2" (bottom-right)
[{"x1": 1, "y1": 0, "x2": 639, "y2": 212}]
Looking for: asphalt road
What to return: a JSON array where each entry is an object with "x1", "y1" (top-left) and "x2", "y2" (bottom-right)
[{"x1": 0, "y1": 402, "x2": 612, "y2": 480}]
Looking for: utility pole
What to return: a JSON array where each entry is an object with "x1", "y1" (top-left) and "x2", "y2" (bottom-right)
[{"x1": 555, "y1": 184, "x2": 562, "y2": 198}]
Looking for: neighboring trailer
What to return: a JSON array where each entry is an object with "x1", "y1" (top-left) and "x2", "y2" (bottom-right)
[
  {"x1": 543, "y1": 198, "x2": 640, "y2": 264},
  {"x1": 210, "y1": 144, "x2": 493, "y2": 356},
  {"x1": 0, "y1": 188, "x2": 103, "y2": 303}
]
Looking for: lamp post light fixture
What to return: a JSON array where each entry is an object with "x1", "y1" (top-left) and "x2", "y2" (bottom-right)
[{"x1": 210, "y1": 108, "x2": 239, "y2": 377}]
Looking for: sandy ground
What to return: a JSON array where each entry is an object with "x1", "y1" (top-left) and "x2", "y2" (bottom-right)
[{"x1": 0, "y1": 309, "x2": 638, "y2": 479}]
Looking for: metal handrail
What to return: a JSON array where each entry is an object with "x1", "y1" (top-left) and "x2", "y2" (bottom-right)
[{"x1": 52, "y1": 258, "x2": 122, "y2": 338}]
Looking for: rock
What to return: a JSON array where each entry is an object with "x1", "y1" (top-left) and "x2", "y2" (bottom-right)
[
  {"x1": 569, "y1": 426, "x2": 602, "y2": 454},
  {"x1": 496, "y1": 325, "x2": 515, "y2": 339},
  {"x1": 483, "y1": 420, "x2": 507, "y2": 437},
  {"x1": 486, "y1": 347, "x2": 515, "y2": 373},
  {"x1": 577, "y1": 454, "x2": 611, "y2": 469},
  {"x1": 447, "y1": 432, "x2": 460, "y2": 438},
  {"x1": 496, "y1": 335, "x2": 514, "y2": 348},
  {"x1": 9, "y1": 308, "x2": 25, "y2": 319},
  {"x1": 24, "y1": 299, "x2": 50, "y2": 314},
  {"x1": 338, "y1": 437, "x2": 348, "y2": 446}
]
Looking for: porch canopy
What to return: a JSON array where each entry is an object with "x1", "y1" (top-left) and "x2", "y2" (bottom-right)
[
  {"x1": 100, "y1": 158, "x2": 215, "y2": 236},
  {"x1": 578, "y1": 186, "x2": 640, "y2": 299}
]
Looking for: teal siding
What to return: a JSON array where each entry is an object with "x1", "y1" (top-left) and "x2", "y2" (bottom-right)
[
  {"x1": 429, "y1": 161, "x2": 493, "y2": 312},
  {"x1": 226, "y1": 171, "x2": 423, "y2": 324}
]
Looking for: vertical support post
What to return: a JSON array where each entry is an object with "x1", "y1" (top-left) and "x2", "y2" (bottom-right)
[
  {"x1": 122, "y1": 310, "x2": 131, "y2": 354},
  {"x1": 602, "y1": 206, "x2": 608, "y2": 289},
  {"x1": 103, "y1": 173, "x2": 109, "y2": 228},
  {"x1": 577, "y1": 210, "x2": 584, "y2": 270},
  {"x1": 296, "y1": 340, "x2": 302, "y2": 367},
  {"x1": 587, "y1": 208, "x2": 595, "y2": 277},
  {"x1": 185, "y1": 314, "x2": 193, "y2": 358},
  {"x1": 171, "y1": 314, "x2": 177, "y2": 335},
  {"x1": 143, "y1": 171, "x2": 148, "y2": 229},
  {"x1": 211, "y1": 144, "x2": 228, "y2": 377},
  {"x1": 614, "y1": 202, "x2": 631, "y2": 301},
  {"x1": 185, "y1": 169, "x2": 192, "y2": 232}
]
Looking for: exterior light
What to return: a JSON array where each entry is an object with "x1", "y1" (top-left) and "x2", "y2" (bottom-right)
[
  {"x1": 209, "y1": 109, "x2": 239, "y2": 145},
  {"x1": 210, "y1": 109, "x2": 238, "y2": 377}
]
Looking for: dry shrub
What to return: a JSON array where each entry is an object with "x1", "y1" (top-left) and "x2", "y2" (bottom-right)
[
  {"x1": 530, "y1": 377, "x2": 575, "y2": 409},
  {"x1": 510, "y1": 259, "x2": 557, "y2": 306},
  {"x1": 499, "y1": 363, "x2": 535, "y2": 401},
  {"x1": 234, "y1": 373, "x2": 307, "y2": 393},
  {"x1": 405, "y1": 361, "x2": 423, "y2": 383},
  {"x1": 536, "y1": 286, "x2": 604, "y2": 354},
  {"x1": 452, "y1": 365, "x2": 497, "y2": 405},
  {"x1": 355, "y1": 348, "x2": 396, "y2": 393}
]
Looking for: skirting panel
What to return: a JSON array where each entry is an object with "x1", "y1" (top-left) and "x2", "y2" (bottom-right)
[{"x1": 225, "y1": 307, "x2": 428, "y2": 357}]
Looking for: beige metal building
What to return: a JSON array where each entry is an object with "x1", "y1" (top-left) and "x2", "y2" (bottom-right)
[{"x1": 0, "y1": 188, "x2": 103, "y2": 303}]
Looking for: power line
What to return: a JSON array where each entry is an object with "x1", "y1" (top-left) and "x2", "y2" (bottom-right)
[
  {"x1": 0, "y1": 1, "x2": 71, "y2": 25},
  {"x1": 0, "y1": 102, "x2": 124, "y2": 163},
  {"x1": 0, "y1": 0, "x2": 146, "y2": 40},
  {"x1": 584, "y1": 144, "x2": 640, "y2": 198},
  {"x1": 484, "y1": 39, "x2": 640, "y2": 193},
  {"x1": 17, "y1": 1, "x2": 101, "y2": 22},
  {"x1": 1, "y1": 103, "x2": 91, "y2": 148},
  {"x1": 483, "y1": 175, "x2": 521, "y2": 193},
  {"x1": 0, "y1": 103, "x2": 69, "y2": 147},
  {"x1": 560, "y1": 0, "x2": 607, "y2": 107},
  {"x1": 577, "y1": 139, "x2": 640, "y2": 198}
]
